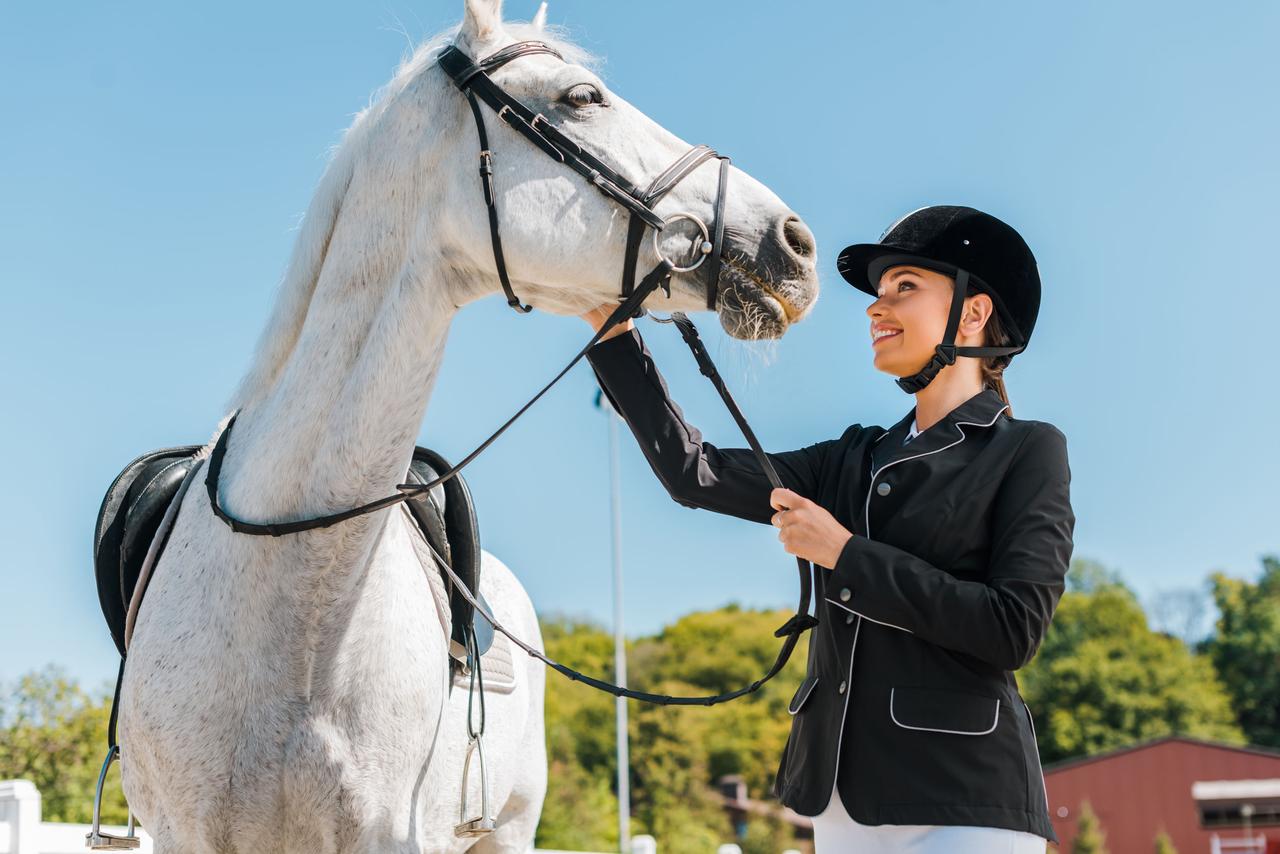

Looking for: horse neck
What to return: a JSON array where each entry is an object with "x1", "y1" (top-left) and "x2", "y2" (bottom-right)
[{"x1": 218, "y1": 208, "x2": 459, "y2": 563}]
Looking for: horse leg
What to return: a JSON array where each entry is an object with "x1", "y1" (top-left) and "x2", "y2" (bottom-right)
[{"x1": 463, "y1": 784, "x2": 543, "y2": 854}]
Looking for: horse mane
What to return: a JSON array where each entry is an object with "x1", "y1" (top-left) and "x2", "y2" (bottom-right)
[{"x1": 226, "y1": 20, "x2": 596, "y2": 412}]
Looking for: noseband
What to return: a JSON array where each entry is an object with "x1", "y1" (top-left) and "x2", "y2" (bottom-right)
[{"x1": 437, "y1": 41, "x2": 730, "y2": 313}]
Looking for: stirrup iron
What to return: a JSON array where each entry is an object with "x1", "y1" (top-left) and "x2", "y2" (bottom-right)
[
  {"x1": 455, "y1": 626, "x2": 494, "y2": 837},
  {"x1": 85, "y1": 746, "x2": 141, "y2": 850},
  {"x1": 454, "y1": 734, "x2": 495, "y2": 836}
]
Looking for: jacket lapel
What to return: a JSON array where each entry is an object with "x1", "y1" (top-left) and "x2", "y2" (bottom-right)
[{"x1": 871, "y1": 388, "x2": 1010, "y2": 474}]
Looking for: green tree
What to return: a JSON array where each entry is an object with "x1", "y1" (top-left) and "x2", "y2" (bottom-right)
[
  {"x1": 0, "y1": 666, "x2": 124, "y2": 824},
  {"x1": 625, "y1": 606, "x2": 809, "y2": 853},
  {"x1": 535, "y1": 606, "x2": 808, "y2": 853},
  {"x1": 633, "y1": 606, "x2": 806, "y2": 799},
  {"x1": 739, "y1": 813, "x2": 792, "y2": 854},
  {"x1": 1154, "y1": 828, "x2": 1178, "y2": 853},
  {"x1": 628, "y1": 694, "x2": 727, "y2": 854},
  {"x1": 1202, "y1": 555, "x2": 1280, "y2": 747},
  {"x1": 536, "y1": 615, "x2": 621, "y2": 851},
  {"x1": 1019, "y1": 560, "x2": 1244, "y2": 763},
  {"x1": 1073, "y1": 800, "x2": 1108, "y2": 853},
  {"x1": 536, "y1": 755, "x2": 619, "y2": 852}
]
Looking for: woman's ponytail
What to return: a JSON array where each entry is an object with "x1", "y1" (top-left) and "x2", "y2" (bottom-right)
[{"x1": 971, "y1": 285, "x2": 1014, "y2": 417}]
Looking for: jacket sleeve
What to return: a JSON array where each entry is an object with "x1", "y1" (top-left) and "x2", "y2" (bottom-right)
[
  {"x1": 585, "y1": 326, "x2": 836, "y2": 526},
  {"x1": 827, "y1": 423, "x2": 1075, "y2": 671}
]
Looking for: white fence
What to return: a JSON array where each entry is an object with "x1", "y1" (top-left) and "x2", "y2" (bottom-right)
[{"x1": 1, "y1": 780, "x2": 668, "y2": 854}]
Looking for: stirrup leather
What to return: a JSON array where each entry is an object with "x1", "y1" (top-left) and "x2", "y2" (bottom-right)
[{"x1": 85, "y1": 746, "x2": 141, "y2": 850}]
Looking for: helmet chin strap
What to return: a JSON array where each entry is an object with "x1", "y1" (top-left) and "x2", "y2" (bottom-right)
[{"x1": 894, "y1": 270, "x2": 1024, "y2": 394}]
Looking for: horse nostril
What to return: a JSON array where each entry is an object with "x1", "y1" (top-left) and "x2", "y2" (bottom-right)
[{"x1": 782, "y1": 216, "x2": 816, "y2": 260}]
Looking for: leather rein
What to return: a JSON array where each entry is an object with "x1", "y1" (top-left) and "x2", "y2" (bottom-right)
[{"x1": 204, "y1": 41, "x2": 817, "y2": 706}]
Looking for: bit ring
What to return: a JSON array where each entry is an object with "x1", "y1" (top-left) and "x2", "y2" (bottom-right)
[{"x1": 654, "y1": 213, "x2": 713, "y2": 273}]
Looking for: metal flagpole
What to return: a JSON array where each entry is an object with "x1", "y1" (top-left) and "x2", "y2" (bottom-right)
[{"x1": 598, "y1": 389, "x2": 632, "y2": 854}]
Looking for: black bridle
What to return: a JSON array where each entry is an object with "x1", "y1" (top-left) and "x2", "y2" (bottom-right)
[
  {"x1": 437, "y1": 41, "x2": 731, "y2": 313},
  {"x1": 203, "y1": 41, "x2": 817, "y2": 707}
]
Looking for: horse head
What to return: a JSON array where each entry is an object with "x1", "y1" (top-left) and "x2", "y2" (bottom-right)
[{"x1": 429, "y1": 0, "x2": 820, "y2": 339}]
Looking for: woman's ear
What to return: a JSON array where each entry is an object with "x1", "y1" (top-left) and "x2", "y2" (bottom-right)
[
  {"x1": 962, "y1": 292, "x2": 995, "y2": 338},
  {"x1": 459, "y1": 0, "x2": 504, "y2": 50}
]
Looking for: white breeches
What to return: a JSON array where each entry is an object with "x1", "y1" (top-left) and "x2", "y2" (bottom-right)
[{"x1": 812, "y1": 783, "x2": 1047, "y2": 854}]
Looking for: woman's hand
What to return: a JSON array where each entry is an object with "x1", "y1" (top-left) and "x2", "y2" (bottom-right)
[
  {"x1": 581, "y1": 305, "x2": 634, "y2": 342},
  {"x1": 770, "y1": 487, "x2": 853, "y2": 570}
]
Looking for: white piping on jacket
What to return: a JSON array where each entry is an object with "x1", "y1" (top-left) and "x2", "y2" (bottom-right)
[
  {"x1": 825, "y1": 596, "x2": 914, "y2": 634},
  {"x1": 864, "y1": 404, "x2": 1010, "y2": 539},
  {"x1": 825, "y1": 615, "x2": 862, "y2": 794},
  {"x1": 788, "y1": 677, "x2": 819, "y2": 715},
  {"x1": 888, "y1": 687, "x2": 1000, "y2": 736},
  {"x1": 851, "y1": 405, "x2": 1010, "y2": 633}
]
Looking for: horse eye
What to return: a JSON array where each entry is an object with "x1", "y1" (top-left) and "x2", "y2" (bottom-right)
[{"x1": 562, "y1": 84, "x2": 605, "y2": 109}]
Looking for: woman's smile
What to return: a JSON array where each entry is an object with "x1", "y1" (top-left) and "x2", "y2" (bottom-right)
[{"x1": 872, "y1": 325, "x2": 902, "y2": 346}]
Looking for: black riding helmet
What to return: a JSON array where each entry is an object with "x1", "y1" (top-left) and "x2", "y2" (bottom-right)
[{"x1": 836, "y1": 206, "x2": 1041, "y2": 393}]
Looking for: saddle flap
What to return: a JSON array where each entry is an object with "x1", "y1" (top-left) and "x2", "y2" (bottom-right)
[
  {"x1": 94, "y1": 446, "x2": 201, "y2": 656},
  {"x1": 406, "y1": 447, "x2": 487, "y2": 658}
]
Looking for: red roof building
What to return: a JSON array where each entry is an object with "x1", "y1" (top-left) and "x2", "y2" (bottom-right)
[{"x1": 1043, "y1": 736, "x2": 1280, "y2": 853}]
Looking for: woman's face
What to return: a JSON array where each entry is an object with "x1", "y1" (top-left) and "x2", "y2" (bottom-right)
[{"x1": 865, "y1": 264, "x2": 961, "y2": 377}]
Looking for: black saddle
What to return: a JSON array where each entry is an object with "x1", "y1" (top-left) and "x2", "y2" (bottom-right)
[{"x1": 93, "y1": 444, "x2": 489, "y2": 666}]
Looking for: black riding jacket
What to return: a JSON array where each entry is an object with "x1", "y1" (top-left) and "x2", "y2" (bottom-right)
[{"x1": 585, "y1": 327, "x2": 1074, "y2": 843}]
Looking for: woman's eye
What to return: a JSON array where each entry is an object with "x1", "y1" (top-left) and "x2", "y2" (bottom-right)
[{"x1": 562, "y1": 84, "x2": 605, "y2": 109}]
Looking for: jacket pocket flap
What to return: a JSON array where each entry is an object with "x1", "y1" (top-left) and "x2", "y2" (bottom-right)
[
  {"x1": 889, "y1": 686, "x2": 999, "y2": 735},
  {"x1": 788, "y1": 676, "x2": 819, "y2": 715}
]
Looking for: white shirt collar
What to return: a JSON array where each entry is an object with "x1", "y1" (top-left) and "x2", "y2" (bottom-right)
[{"x1": 904, "y1": 418, "x2": 921, "y2": 444}]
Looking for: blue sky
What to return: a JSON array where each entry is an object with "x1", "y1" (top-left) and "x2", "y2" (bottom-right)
[{"x1": 2, "y1": 1, "x2": 1276, "y2": 689}]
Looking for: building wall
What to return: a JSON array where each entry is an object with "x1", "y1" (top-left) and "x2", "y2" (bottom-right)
[{"x1": 1045, "y1": 738, "x2": 1280, "y2": 853}]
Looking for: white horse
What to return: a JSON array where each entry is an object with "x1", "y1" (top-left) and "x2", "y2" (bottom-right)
[{"x1": 118, "y1": 0, "x2": 819, "y2": 851}]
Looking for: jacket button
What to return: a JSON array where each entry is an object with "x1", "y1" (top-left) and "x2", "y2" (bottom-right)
[
  {"x1": 876, "y1": 481, "x2": 892, "y2": 496},
  {"x1": 838, "y1": 681, "x2": 847, "y2": 694},
  {"x1": 839, "y1": 587, "x2": 851, "y2": 602},
  {"x1": 845, "y1": 613, "x2": 855, "y2": 625}
]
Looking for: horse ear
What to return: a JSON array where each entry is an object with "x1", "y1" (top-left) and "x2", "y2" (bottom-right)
[
  {"x1": 531, "y1": 2, "x2": 547, "y2": 30},
  {"x1": 459, "y1": 0, "x2": 504, "y2": 45}
]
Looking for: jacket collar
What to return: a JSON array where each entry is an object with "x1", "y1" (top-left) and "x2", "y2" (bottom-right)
[{"x1": 872, "y1": 387, "x2": 1010, "y2": 473}]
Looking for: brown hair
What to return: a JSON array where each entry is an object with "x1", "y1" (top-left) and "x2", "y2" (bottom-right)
[{"x1": 968, "y1": 285, "x2": 1014, "y2": 416}]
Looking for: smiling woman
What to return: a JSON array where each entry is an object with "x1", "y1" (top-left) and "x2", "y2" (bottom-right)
[
  {"x1": 582, "y1": 205, "x2": 1072, "y2": 853},
  {"x1": 869, "y1": 264, "x2": 1017, "y2": 414}
]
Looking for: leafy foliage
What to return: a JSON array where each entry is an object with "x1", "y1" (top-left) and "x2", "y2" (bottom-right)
[
  {"x1": 1202, "y1": 555, "x2": 1280, "y2": 747},
  {"x1": 1072, "y1": 800, "x2": 1108, "y2": 854},
  {"x1": 0, "y1": 666, "x2": 126, "y2": 824},
  {"x1": 535, "y1": 606, "x2": 807, "y2": 852},
  {"x1": 6, "y1": 558, "x2": 1277, "y2": 849},
  {"x1": 1019, "y1": 560, "x2": 1244, "y2": 763}
]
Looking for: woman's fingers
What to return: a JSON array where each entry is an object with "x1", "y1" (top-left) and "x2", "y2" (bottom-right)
[{"x1": 770, "y1": 487, "x2": 805, "y2": 511}]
